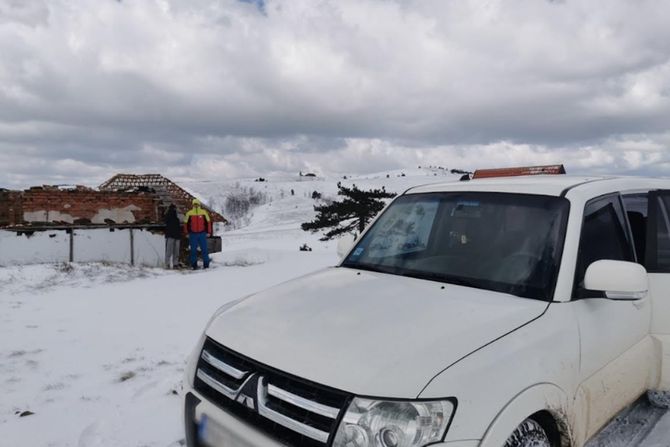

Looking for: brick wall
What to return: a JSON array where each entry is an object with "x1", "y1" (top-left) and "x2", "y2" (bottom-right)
[
  {"x1": 0, "y1": 190, "x2": 23, "y2": 226},
  {"x1": 0, "y1": 186, "x2": 162, "y2": 226},
  {"x1": 0, "y1": 190, "x2": 9, "y2": 226}
]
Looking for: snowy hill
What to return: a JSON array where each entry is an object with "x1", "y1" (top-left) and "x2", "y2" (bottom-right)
[{"x1": 184, "y1": 167, "x2": 458, "y2": 232}]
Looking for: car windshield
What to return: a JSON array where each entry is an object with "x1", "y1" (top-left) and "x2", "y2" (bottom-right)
[{"x1": 342, "y1": 192, "x2": 570, "y2": 300}]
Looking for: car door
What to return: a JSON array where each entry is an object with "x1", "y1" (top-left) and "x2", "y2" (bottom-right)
[
  {"x1": 572, "y1": 193, "x2": 652, "y2": 439},
  {"x1": 643, "y1": 191, "x2": 670, "y2": 390},
  {"x1": 622, "y1": 191, "x2": 670, "y2": 328}
]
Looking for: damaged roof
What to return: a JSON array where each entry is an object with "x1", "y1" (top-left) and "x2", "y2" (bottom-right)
[{"x1": 99, "y1": 174, "x2": 226, "y2": 223}]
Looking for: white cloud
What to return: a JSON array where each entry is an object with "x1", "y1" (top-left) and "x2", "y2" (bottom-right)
[{"x1": 0, "y1": 0, "x2": 669, "y2": 187}]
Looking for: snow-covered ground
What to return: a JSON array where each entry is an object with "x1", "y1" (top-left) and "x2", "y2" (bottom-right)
[
  {"x1": 1, "y1": 169, "x2": 669, "y2": 446},
  {"x1": 1, "y1": 169, "x2": 428, "y2": 447},
  {"x1": 0, "y1": 243, "x2": 337, "y2": 446}
]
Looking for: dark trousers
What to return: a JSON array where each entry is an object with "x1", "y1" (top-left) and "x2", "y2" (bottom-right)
[
  {"x1": 188, "y1": 232, "x2": 209, "y2": 268},
  {"x1": 165, "y1": 237, "x2": 180, "y2": 269}
]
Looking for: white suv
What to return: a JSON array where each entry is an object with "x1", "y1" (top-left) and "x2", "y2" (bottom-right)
[{"x1": 182, "y1": 175, "x2": 670, "y2": 447}]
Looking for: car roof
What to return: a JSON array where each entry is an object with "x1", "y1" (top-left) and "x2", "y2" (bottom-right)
[{"x1": 405, "y1": 175, "x2": 670, "y2": 198}]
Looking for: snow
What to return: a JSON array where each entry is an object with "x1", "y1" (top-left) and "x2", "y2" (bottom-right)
[
  {"x1": 648, "y1": 391, "x2": 670, "y2": 409},
  {"x1": 1, "y1": 169, "x2": 668, "y2": 446},
  {"x1": 1, "y1": 170, "x2": 405, "y2": 446},
  {"x1": 1, "y1": 250, "x2": 337, "y2": 446},
  {"x1": 641, "y1": 412, "x2": 670, "y2": 446},
  {"x1": 182, "y1": 168, "x2": 453, "y2": 227},
  {"x1": 586, "y1": 398, "x2": 668, "y2": 447}
]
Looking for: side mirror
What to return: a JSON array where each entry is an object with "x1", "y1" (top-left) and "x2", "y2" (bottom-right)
[
  {"x1": 584, "y1": 260, "x2": 648, "y2": 300},
  {"x1": 337, "y1": 234, "x2": 357, "y2": 259}
]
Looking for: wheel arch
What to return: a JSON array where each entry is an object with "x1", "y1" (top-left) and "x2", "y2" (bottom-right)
[
  {"x1": 479, "y1": 383, "x2": 574, "y2": 447},
  {"x1": 530, "y1": 409, "x2": 563, "y2": 447}
]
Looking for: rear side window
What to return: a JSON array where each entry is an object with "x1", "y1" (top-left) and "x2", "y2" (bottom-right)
[
  {"x1": 622, "y1": 194, "x2": 648, "y2": 264},
  {"x1": 647, "y1": 191, "x2": 670, "y2": 272},
  {"x1": 574, "y1": 194, "x2": 635, "y2": 297}
]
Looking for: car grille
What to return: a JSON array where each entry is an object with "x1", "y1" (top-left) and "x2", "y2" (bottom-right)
[{"x1": 194, "y1": 337, "x2": 352, "y2": 446}]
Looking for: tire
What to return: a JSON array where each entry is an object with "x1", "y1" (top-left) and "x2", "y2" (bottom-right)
[
  {"x1": 504, "y1": 418, "x2": 552, "y2": 447},
  {"x1": 648, "y1": 390, "x2": 670, "y2": 409}
]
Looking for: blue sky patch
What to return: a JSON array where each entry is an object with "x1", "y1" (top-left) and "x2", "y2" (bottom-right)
[{"x1": 238, "y1": 0, "x2": 266, "y2": 13}]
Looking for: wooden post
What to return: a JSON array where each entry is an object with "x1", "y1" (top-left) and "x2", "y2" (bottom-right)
[
  {"x1": 130, "y1": 228, "x2": 135, "y2": 266},
  {"x1": 69, "y1": 229, "x2": 74, "y2": 262}
]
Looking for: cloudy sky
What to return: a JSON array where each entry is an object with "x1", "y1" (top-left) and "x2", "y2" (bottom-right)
[{"x1": 1, "y1": 0, "x2": 669, "y2": 188}]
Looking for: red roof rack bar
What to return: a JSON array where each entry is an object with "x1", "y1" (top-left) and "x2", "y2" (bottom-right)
[{"x1": 472, "y1": 164, "x2": 566, "y2": 180}]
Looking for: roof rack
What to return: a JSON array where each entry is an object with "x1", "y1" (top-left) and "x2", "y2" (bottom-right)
[{"x1": 472, "y1": 164, "x2": 566, "y2": 180}]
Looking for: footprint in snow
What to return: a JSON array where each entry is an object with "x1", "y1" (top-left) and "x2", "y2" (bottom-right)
[
  {"x1": 43, "y1": 382, "x2": 67, "y2": 391},
  {"x1": 25, "y1": 359, "x2": 39, "y2": 369},
  {"x1": 118, "y1": 371, "x2": 136, "y2": 382}
]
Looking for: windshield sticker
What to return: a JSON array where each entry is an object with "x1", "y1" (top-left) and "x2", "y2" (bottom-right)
[{"x1": 352, "y1": 247, "x2": 364, "y2": 257}]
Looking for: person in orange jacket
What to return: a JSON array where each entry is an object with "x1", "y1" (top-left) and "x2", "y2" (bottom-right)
[{"x1": 184, "y1": 198, "x2": 212, "y2": 269}]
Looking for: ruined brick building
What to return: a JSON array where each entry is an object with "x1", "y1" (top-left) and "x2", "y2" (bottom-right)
[
  {"x1": 0, "y1": 174, "x2": 225, "y2": 228},
  {"x1": 0, "y1": 185, "x2": 161, "y2": 227},
  {"x1": 0, "y1": 174, "x2": 225, "y2": 267}
]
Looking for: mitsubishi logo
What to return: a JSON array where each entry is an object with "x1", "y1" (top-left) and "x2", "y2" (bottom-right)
[
  {"x1": 237, "y1": 393, "x2": 255, "y2": 410},
  {"x1": 229, "y1": 373, "x2": 261, "y2": 412}
]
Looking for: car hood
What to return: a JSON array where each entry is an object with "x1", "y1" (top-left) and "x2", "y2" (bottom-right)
[{"x1": 206, "y1": 267, "x2": 547, "y2": 398}]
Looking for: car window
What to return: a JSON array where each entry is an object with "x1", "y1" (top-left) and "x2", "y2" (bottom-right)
[
  {"x1": 574, "y1": 194, "x2": 635, "y2": 297},
  {"x1": 648, "y1": 192, "x2": 670, "y2": 272},
  {"x1": 622, "y1": 194, "x2": 648, "y2": 264},
  {"x1": 343, "y1": 192, "x2": 570, "y2": 301}
]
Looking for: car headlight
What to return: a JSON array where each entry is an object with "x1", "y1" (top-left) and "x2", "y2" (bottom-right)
[{"x1": 333, "y1": 398, "x2": 455, "y2": 447}]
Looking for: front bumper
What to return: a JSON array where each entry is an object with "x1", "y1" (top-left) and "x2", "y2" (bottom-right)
[
  {"x1": 184, "y1": 388, "x2": 480, "y2": 447},
  {"x1": 184, "y1": 389, "x2": 289, "y2": 447}
]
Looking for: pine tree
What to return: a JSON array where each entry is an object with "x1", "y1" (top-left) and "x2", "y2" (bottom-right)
[{"x1": 301, "y1": 184, "x2": 396, "y2": 240}]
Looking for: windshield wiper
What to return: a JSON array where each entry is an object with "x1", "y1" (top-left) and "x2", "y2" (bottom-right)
[
  {"x1": 343, "y1": 263, "x2": 480, "y2": 288},
  {"x1": 399, "y1": 270, "x2": 479, "y2": 288},
  {"x1": 341, "y1": 262, "x2": 397, "y2": 276}
]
